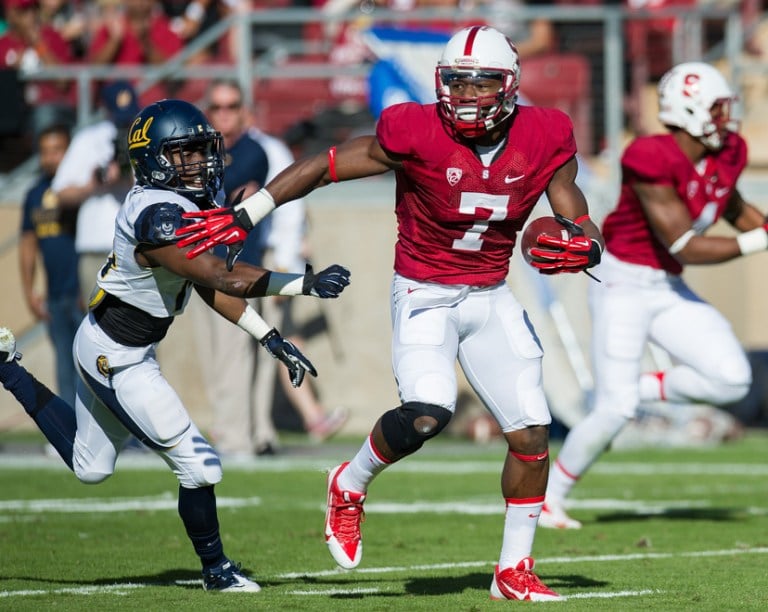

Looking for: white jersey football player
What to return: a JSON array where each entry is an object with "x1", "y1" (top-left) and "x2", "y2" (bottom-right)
[
  {"x1": 175, "y1": 26, "x2": 604, "y2": 601},
  {"x1": 541, "y1": 62, "x2": 767, "y2": 529},
  {"x1": 0, "y1": 99, "x2": 350, "y2": 592}
]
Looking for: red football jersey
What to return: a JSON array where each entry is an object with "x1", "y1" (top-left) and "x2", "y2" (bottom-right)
[
  {"x1": 377, "y1": 103, "x2": 577, "y2": 286},
  {"x1": 603, "y1": 132, "x2": 747, "y2": 275}
]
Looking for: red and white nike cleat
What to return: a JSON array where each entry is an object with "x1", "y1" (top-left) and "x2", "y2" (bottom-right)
[
  {"x1": 325, "y1": 462, "x2": 366, "y2": 569},
  {"x1": 538, "y1": 502, "x2": 582, "y2": 529},
  {"x1": 490, "y1": 558, "x2": 562, "y2": 601}
]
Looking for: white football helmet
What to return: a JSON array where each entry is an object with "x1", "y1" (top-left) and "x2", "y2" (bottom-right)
[
  {"x1": 435, "y1": 26, "x2": 520, "y2": 138},
  {"x1": 657, "y1": 61, "x2": 739, "y2": 150}
]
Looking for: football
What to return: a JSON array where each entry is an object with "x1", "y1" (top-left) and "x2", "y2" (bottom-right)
[{"x1": 520, "y1": 216, "x2": 570, "y2": 265}]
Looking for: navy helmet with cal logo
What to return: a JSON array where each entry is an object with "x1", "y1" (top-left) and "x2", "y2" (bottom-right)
[{"x1": 127, "y1": 99, "x2": 224, "y2": 208}]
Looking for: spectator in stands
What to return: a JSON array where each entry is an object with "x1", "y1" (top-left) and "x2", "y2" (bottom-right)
[
  {"x1": 163, "y1": 0, "x2": 250, "y2": 63},
  {"x1": 38, "y1": 0, "x2": 87, "y2": 58},
  {"x1": 19, "y1": 123, "x2": 83, "y2": 407},
  {"x1": 0, "y1": 0, "x2": 76, "y2": 136},
  {"x1": 199, "y1": 79, "x2": 348, "y2": 456},
  {"x1": 487, "y1": 0, "x2": 558, "y2": 59},
  {"x1": 248, "y1": 102, "x2": 350, "y2": 447},
  {"x1": 195, "y1": 77, "x2": 273, "y2": 457},
  {"x1": 51, "y1": 80, "x2": 139, "y2": 303},
  {"x1": 86, "y1": 0, "x2": 182, "y2": 101}
]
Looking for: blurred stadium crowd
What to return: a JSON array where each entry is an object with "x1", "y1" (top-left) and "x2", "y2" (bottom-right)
[{"x1": 0, "y1": 0, "x2": 764, "y2": 169}]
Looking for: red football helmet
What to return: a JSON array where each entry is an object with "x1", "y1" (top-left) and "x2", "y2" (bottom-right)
[{"x1": 435, "y1": 26, "x2": 521, "y2": 138}]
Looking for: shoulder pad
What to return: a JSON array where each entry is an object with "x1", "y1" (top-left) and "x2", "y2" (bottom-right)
[{"x1": 134, "y1": 202, "x2": 187, "y2": 245}]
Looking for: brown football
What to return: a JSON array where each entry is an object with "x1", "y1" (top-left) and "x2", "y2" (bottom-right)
[{"x1": 520, "y1": 216, "x2": 570, "y2": 265}]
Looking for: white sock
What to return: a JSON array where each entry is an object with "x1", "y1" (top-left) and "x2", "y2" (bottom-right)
[
  {"x1": 498, "y1": 497, "x2": 543, "y2": 569},
  {"x1": 545, "y1": 460, "x2": 579, "y2": 507},
  {"x1": 549, "y1": 410, "x2": 628, "y2": 503},
  {"x1": 337, "y1": 435, "x2": 389, "y2": 493},
  {"x1": 639, "y1": 371, "x2": 665, "y2": 402}
]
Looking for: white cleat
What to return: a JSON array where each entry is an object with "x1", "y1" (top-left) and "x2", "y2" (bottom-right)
[
  {"x1": 202, "y1": 560, "x2": 261, "y2": 593},
  {"x1": 538, "y1": 502, "x2": 582, "y2": 529}
]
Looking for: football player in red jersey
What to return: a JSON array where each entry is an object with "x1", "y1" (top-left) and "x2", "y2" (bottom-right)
[
  {"x1": 176, "y1": 25, "x2": 604, "y2": 601},
  {"x1": 541, "y1": 61, "x2": 768, "y2": 530}
]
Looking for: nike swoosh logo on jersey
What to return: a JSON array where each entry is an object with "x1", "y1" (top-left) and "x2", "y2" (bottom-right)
[
  {"x1": 407, "y1": 288, "x2": 420, "y2": 294},
  {"x1": 504, "y1": 174, "x2": 525, "y2": 184},
  {"x1": 714, "y1": 187, "x2": 730, "y2": 198}
]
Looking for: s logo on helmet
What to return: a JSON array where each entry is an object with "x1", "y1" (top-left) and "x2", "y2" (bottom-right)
[
  {"x1": 682, "y1": 74, "x2": 701, "y2": 99},
  {"x1": 446, "y1": 168, "x2": 462, "y2": 186},
  {"x1": 128, "y1": 116, "x2": 153, "y2": 150}
]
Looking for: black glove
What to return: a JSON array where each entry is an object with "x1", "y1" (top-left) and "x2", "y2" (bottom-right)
[
  {"x1": 260, "y1": 328, "x2": 318, "y2": 387},
  {"x1": 301, "y1": 263, "x2": 351, "y2": 298}
]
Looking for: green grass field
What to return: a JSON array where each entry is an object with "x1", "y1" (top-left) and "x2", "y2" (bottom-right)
[{"x1": 0, "y1": 431, "x2": 767, "y2": 611}]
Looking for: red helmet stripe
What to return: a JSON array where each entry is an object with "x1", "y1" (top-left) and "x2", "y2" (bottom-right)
[{"x1": 463, "y1": 26, "x2": 482, "y2": 55}]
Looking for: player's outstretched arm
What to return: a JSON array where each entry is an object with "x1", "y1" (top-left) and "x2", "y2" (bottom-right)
[
  {"x1": 135, "y1": 202, "x2": 351, "y2": 299},
  {"x1": 145, "y1": 240, "x2": 351, "y2": 299},
  {"x1": 176, "y1": 136, "x2": 397, "y2": 267}
]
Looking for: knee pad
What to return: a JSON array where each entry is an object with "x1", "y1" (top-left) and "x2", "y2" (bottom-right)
[
  {"x1": 380, "y1": 401, "x2": 452, "y2": 455},
  {"x1": 168, "y1": 431, "x2": 223, "y2": 488}
]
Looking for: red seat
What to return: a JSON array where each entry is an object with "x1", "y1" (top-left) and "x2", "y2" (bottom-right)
[
  {"x1": 518, "y1": 53, "x2": 593, "y2": 155},
  {"x1": 254, "y1": 76, "x2": 336, "y2": 137}
]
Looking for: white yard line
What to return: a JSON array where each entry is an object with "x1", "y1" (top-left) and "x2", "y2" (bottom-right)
[
  {"x1": 0, "y1": 494, "x2": 261, "y2": 513},
  {"x1": 3, "y1": 548, "x2": 765, "y2": 599},
  {"x1": 0, "y1": 493, "x2": 761, "y2": 518},
  {"x1": 278, "y1": 547, "x2": 768, "y2": 579},
  {"x1": 2, "y1": 454, "x2": 768, "y2": 476}
]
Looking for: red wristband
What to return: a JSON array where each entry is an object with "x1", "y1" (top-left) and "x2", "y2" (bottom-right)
[
  {"x1": 328, "y1": 146, "x2": 338, "y2": 182},
  {"x1": 573, "y1": 214, "x2": 590, "y2": 225}
]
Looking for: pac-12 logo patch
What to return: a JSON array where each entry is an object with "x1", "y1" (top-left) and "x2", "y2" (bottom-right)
[
  {"x1": 96, "y1": 355, "x2": 112, "y2": 378},
  {"x1": 446, "y1": 167, "x2": 462, "y2": 186}
]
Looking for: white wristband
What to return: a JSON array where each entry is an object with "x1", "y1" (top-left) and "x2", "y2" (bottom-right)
[
  {"x1": 668, "y1": 229, "x2": 695, "y2": 255},
  {"x1": 266, "y1": 272, "x2": 304, "y2": 296},
  {"x1": 236, "y1": 305, "x2": 272, "y2": 341},
  {"x1": 736, "y1": 227, "x2": 768, "y2": 256},
  {"x1": 237, "y1": 188, "x2": 276, "y2": 227}
]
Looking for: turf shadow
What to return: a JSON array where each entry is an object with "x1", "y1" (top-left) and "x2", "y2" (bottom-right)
[
  {"x1": 595, "y1": 507, "x2": 741, "y2": 524},
  {"x1": 402, "y1": 571, "x2": 606, "y2": 596}
]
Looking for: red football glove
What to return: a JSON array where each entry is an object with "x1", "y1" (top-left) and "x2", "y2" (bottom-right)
[
  {"x1": 528, "y1": 214, "x2": 602, "y2": 274},
  {"x1": 176, "y1": 205, "x2": 253, "y2": 270}
]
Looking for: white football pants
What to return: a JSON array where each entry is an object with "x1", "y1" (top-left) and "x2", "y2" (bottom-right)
[
  {"x1": 553, "y1": 252, "x2": 750, "y2": 483},
  {"x1": 72, "y1": 314, "x2": 223, "y2": 488},
  {"x1": 390, "y1": 273, "x2": 551, "y2": 432}
]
